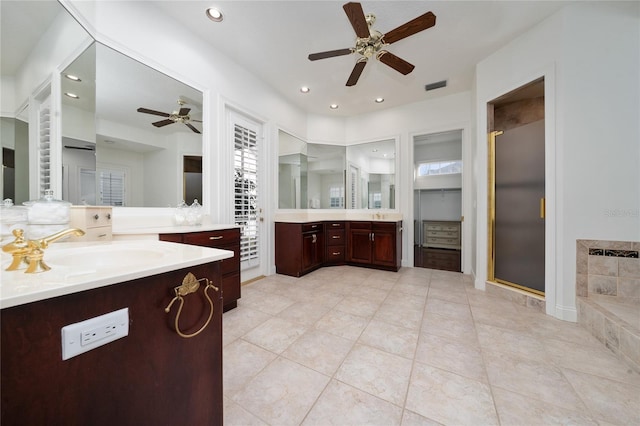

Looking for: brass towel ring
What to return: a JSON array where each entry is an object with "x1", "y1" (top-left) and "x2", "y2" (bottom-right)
[{"x1": 164, "y1": 272, "x2": 219, "y2": 338}]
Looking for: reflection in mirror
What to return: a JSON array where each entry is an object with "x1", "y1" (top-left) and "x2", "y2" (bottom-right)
[
  {"x1": 62, "y1": 43, "x2": 203, "y2": 207},
  {"x1": 62, "y1": 43, "x2": 96, "y2": 205},
  {"x1": 1, "y1": 0, "x2": 204, "y2": 208},
  {"x1": 346, "y1": 139, "x2": 396, "y2": 209},
  {"x1": 1, "y1": 0, "x2": 89, "y2": 203},
  {"x1": 307, "y1": 143, "x2": 346, "y2": 209},
  {"x1": 278, "y1": 131, "x2": 307, "y2": 209}
]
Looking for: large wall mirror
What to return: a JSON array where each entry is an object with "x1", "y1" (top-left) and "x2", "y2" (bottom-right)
[
  {"x1": 2, "y1": 1, "x2": 203, "y2": 208},
  {"x1": 278, "y1": 130, "x2": 396, "y2": 209}
]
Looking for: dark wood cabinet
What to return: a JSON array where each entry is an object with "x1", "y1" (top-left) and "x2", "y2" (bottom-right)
[
  {"x1": 325, "y1": 221, "x2": 345, "y2": 265},
  {"x1": 276, "y1": 220, "x2": 402, "y2": 277},
  {"x1": 275, "y1": 222, "x2": 324, "y2": 277},
  {"x1": 346, "y1": 221, "x2": 402, "y2": 271},
  {"x1": 160, "y1": 228, "x2": 241, "y2": 312},
  {"x1": 1, "y1": 262, "x2": 223, "y2": 425}
]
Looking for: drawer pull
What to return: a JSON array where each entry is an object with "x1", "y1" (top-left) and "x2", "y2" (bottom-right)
[
  {"x1": 107, "y1": 213, "x2": 111, "y2": 220},
  {"x1": 209, "y1": 236, "x2": 224, "y2": 240},
  {"x1": 332, "y1": 251, "x2": 341, "y2": 255},
  {"x1": 97, "y1": 233, "x2": 107, "y2": 238},
  {"x1": 93, "y1": 214, "x2": 99, "y2": 220},
  {"x1": 312, "y1": 225, "x2": 318, "y2": 228},
  {"x1": 332, "y1": 223, "x2": 340, "y2": 227},
  {"x1": 332, "y1": 235, "x2": 341, "y2": 239}
]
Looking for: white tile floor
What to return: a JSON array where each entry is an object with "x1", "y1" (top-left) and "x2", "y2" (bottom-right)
[{"x1": 223, "y1": 266, "x2": 640, "y2": 425}]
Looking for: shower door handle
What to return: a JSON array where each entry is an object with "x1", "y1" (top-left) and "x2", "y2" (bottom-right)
[{"x1": 540, "y1": 197, "x2": 545, "y2": 219}]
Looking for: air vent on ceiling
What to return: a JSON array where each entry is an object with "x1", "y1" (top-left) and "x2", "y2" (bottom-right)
[{"x1": 425, "y1": 80, "x2": 447, "y2": 91}]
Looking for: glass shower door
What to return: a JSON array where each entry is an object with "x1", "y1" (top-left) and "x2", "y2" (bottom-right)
[{"x1": 490, "y1": 119, "x2": 545, "y2": 294}]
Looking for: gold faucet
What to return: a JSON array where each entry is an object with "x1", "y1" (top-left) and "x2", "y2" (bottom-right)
[{"x1": 2, "y1": 228, "x2": 85, "y2": 273}]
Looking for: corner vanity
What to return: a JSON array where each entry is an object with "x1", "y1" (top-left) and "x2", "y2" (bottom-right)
[
  {"x1": 1, "y1": 239, "x2": 232, "y2": 425},
  {"x1": 275, "y1": 215, "x2": 402, "y2": 277}
]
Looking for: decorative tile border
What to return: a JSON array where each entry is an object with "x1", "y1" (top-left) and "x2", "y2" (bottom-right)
[
  {"x1": 577, "y1": 239, "x2": 640, "y2": 373},
  {"x1": 589, "y1": 248, "x2": 639, "y2": 258}
]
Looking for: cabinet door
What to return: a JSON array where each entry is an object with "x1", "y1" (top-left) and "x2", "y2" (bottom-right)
[
  {"x1": 348, "y1": 228, "x2": 372, "y2": 264},
  {"x1": 372, "y1": 228, "x2": 396, "y2": 267},
  {"x1": 302, "y1": 231, "x2": 323, "y2": 271}
]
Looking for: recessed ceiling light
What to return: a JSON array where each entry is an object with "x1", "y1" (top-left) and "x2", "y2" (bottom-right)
[
  {"x1": 64, "y1": 74, "x2": 81, "y2": 82},
  {"x1": 300, "y1": 86, "x2": 310, "y2": 93},
  {"x1": 329, "y1": 104, "x2": 339, "y2": 109},
  {"x1": 375, "y1": 97, "x2": 384, "y2": 103},
  {"x1": 206, "y1": 7, "x2": 223, "y2": 22},
  {"x1": 372, "y1": 149, "x2": 378, "y2": 152},
  {"x1": 64, "y1": 92, "x2": 79, "y2": 99}
]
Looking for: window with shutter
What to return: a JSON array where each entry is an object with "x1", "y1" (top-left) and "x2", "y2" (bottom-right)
[{"x1": 234, "y1": 123, "x2": 259, "y2": 269}]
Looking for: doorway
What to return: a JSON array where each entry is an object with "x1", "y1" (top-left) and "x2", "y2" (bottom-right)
[
  {"x1": 413, "y1": 130, "x2": 463, "y2": 272},
  {"x1": 488, "y1": 78, "x2": 545, "y2": 295},
  {"x1": 229, "y1": 109, "x2": 265, "y2": 282}
]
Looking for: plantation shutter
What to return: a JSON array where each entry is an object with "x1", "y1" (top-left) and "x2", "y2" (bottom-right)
[
  {"x1": 37, "y1": 96, "x2": 51, "y2": 196},
  {"x1": 234, "y1": 123, "x2": 259, "y2": 269},
  {"x1": 98, "y1": 170, "x2": 125, "y2": 206}
]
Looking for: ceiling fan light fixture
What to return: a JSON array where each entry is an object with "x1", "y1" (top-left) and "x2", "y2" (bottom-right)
[
  {"x1": 64, "y1": 92, "x2": 79, "y2": 99},
  {"x1": 64, "y1": 73, "x2": 81, "y2": 82},
  {"x1": 300, "y1": 86, "x2": 310, "y2": 93},
  {"x1": 329, "y1": 104, "x2": 339, "y2": 110},
  {"x1": 206, "y1": 7, "x2": 223, "y2": 22}
]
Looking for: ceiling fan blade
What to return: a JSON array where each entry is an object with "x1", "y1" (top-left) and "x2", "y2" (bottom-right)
[
  {"x1": 383, "y1": 11, "x2": 436, "y2": 44},
  {"x1": 377, "y1": 51, "x2": 415, "y2": 75},
  {"x1": 152, "y1": 119, "x2": 175, "y2": 128},
  {"x1": 137, "y1": 107, "x2": 170, "y2": 117},
  {"x1": 178, "y1": 107, "x2": 191, "y2": 116},
  {"x1": 308, "y1": 48, "x2": 353, "y2": 61},
  {"x1": 346, "y1": 59, "x2": 367, "y2": 87},
  {"x1": 343, "y1": 2, "x2": 370, "y2": 39},
  {"x1": 185, "y1": 123, "x2": 201, "y2": 134}
]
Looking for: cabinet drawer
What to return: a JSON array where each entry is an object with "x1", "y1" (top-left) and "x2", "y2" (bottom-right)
[
  {"x1": 425, "y1": 222, "x2": 459, "y2": 232},
  {"x1": 326, "y1": 222, "x2": 344, "y2": 229},
  {"x1": 220, "y1": 246, "x2": 240, "y2": 276},
  {"x1": 326, "y1": 247, "x2": 345, "y2": 262},
  {"x1": 69, "y1": 227, "x2": 112, "y2": 242},
  {"x1": 302, "y1": 223, "x2": 323, "y2": 233},
  {"x1": 70, "y1": 207, "x2": 113, "y2": 229},
  {"x1": 426, "y1": 236, "x2": 460, "y2": 246},
  {"x1": 327, "y1": 229, "x2": 344, "y2": 245},
  {"x1": 183, "y1": 228, "x2": 239, "y2": 247},
  {"x1": 426, "y1": 230, "x2": 459, "y2": 238}
]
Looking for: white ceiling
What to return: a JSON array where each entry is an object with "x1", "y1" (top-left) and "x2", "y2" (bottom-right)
[
  {"x1": 2, "y1": 0, "x2": 570, "y2": 123},
  {"x1": 150, "y1": 1, "x2": 570, "y2": 117}
]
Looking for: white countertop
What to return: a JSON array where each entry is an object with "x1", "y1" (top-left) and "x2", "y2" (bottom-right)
[{"x1": 1, "y1": 240, "x2": 233, "y2": 309}]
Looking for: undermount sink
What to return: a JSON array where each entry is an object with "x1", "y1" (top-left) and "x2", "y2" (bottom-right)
[{"x1": 46, "y1": 244, "x2": 171, "y2": 269}]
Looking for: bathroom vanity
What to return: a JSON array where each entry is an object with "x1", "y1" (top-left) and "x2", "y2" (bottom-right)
[
  {"x1": 275, "y1": 219, "x2": 402, "y2": 277},
  {"x1": 1, "y1": 240, "x2": 231, "y2": 425}
]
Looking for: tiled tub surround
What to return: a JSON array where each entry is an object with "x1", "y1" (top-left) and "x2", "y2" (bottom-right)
[
  {"x1": 576, "y1": 239, "x2": 640, "y2": 373},
  {"x1": 223, "y1": 266, "x2": 640, "y2": 425}
]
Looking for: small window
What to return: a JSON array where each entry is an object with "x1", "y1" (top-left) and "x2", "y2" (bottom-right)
[
  {"x1": 99, "y1": 170, "x2": 125, "y2": 206},
  {"x1": 417, "y1": 160, "x2": 462, "y2": 177},
  {"x1": 329, "y1": 186, "x2": 344, "y2": 208}
]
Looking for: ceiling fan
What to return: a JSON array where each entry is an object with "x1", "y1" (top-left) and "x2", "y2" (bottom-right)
[
  {"x1": 136, "y1": 99, "x2": 202, "y2": 134},
  {"x1": 308, "y1": 2, "x2": 436, "y2": 86}
]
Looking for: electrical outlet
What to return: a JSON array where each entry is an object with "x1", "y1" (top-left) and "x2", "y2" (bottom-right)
[{"x1": 61, "y1": 308, "x2": 129, "y2": 360}]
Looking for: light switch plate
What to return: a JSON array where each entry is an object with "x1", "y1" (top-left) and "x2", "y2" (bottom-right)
[{"x1": 61, "y1": 308, "x2": 129, "y2": 360}]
